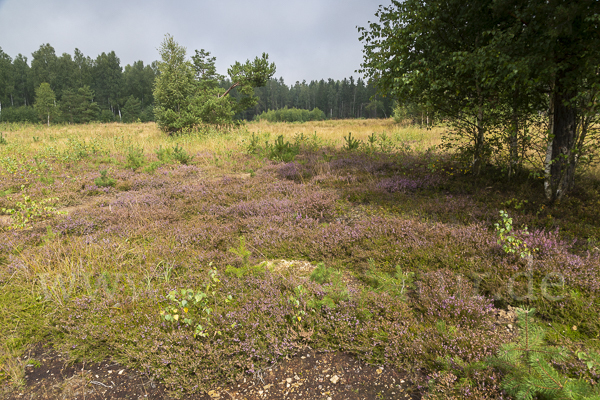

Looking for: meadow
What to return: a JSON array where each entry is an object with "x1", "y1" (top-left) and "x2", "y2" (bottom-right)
[{"x1": 0, "y1": 119, "x2": 599, "y2": 399}]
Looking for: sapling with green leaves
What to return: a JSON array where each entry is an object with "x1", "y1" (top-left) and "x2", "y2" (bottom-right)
[
  {"x1": 1, "y1": 186, "x2": 65, "y2": 230},
  {"x1": 160, "y1": 266, "x2": 232, "y2": 338},
  {"x1": 495, "y1": 210, "x2": 536, "y2": 259}
]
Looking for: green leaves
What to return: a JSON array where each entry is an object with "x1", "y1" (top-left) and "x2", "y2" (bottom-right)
[
  {"x1": 1, "y1": 186, "x2": 65, "y2": 230},
  {"x1": 33, "y1": 83, "x2": 58, "y2": 126},
  {"x1": 494, "y1": 210, "x2": 535, "y2": 259},
  {"x1": 153, "y1": 35, "x2": 275, "y2": 133},
  {"x1": 160, "y1": 266, "x2": 230, "y2": 339}
]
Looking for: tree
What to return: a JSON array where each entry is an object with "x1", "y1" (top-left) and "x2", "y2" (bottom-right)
[
  {"x1": 73, "y1": 48, "x2": 93, "y2": 89},
  {"x1": 153, "y1": 35, "x2": 198, "y2": 132},
  {"x1": 30, "y1": 44, "x2": 58, "y2": 91},
  {"x1": 122, "y1": 96, "x2": 142, "y2": 122},
  {"x1": 93, "y1": 51, "x2": 123, "y2": 114},
  {"x1": 76, "y1": 86, "x2": 100, "y2": 123},
  {"x1": 53, "y1": 53, "x2": 77, "y2": 99},
  {"x1": 153, "y1": 34, "x2": 275, "y2": 133},
  {"x1": 123, "y1": 60, "x2": 156, "y2": 108},
  {"x1": 60, "y1": 85, "x2": 99, "y2": 123},
  {"x1": 359, "y1": 0, "x2": 600, "y2": 201},
  {"x1": 0, "y1": 47, "x2": 13, "y2": 110},
  {"x1": 12, "y1": 54, "x2": 33, "y2": 107},
  {"x1": 34, "y1": 82, "x2": 58, "y2": 126}
]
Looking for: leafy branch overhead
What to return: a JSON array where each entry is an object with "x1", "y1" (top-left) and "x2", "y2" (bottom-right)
[{"x1": 154, "y1": 34, "x2": 275, "y2": 133}]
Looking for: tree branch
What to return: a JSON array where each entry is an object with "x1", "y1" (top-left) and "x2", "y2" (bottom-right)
[{"x1": 219, "y1": 82, "x2": 240, "y2": 98}]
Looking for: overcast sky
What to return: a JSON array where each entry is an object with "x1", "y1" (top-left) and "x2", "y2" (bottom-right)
[{"x1": 0, "y1": 0, "x2": 389, "y2": 84}]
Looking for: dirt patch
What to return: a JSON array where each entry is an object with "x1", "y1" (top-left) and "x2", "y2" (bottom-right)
[{"x1": 2, "y1": 345, "x2": 420, "y2": 399}]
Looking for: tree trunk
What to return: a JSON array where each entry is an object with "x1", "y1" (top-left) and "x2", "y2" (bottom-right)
[
  {"x1": 472, "y1": 89, "x2": 486, "y2": 176},
  {"x1": 544, "y1": 81, "x2": 578, "y2": 202},
  {"x1": 509, "y1": 91, "x2": 519, "y2": 177}
]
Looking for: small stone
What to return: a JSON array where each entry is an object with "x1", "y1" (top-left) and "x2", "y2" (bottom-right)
[
  {"x1": 286, "y1": 378, "x2": 292, "y2": 384},
  {"x1": 572, "y1": 326, "x2": 577, "y2": 331},
  {"x1": 376, "y1": 368, "x2": 383, "y2": 374},
  {"x1": 118, "y1": 370, "x2": 124, "y2": 375},
  {"x1": 400, "y1": 380, "x2": 405, "y2": 383},
  {"x1": 507, "y1": 324, "x2": 513, "y2": 330},
  {"x1": 330, "y1": 375, "x2": 340, "y2": 384}
]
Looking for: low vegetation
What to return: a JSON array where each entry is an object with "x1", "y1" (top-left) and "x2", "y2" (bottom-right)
[{"x1": 0, "y1": 119, "x2": 599, "y2": 399}]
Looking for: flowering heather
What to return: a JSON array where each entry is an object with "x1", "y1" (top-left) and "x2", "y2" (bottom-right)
[
  {"x1": 277, "y1": 162, "x2": 301, "y2": 181},
  {"x1": 413, "y1": 269, "x2": 496, "y2": 328},
  {"x1": 1, "y1": 122, "x2": 600, "y2": 399},
  {"x1": 376, "y1": 174, "x2": 440, "y2": 193}
]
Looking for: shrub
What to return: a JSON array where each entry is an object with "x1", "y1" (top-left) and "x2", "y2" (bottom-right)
[
  {"x1": 254, "y1": 107, "x2": 326, "y2": 123},
  {"x1": 0, "y1": 106, "x2": 38, "y2": 123},
  {"x1": 412, "y1": 269, "x2": 495, "y2": 328},
  {"x1": 125, "y1": 145, "x2": 145, "y2": 170},
  {"x1": 94, "y1": 170, "x2": 116, "y2": 187},
  {"x1": 343, "y1": 132, "x2": 362, "y2": 151},
  {"x1": 99, "y1": 109, "x2": 115, "y2": 123},
  {"x1": 364, "y1": 262, "x2": 415, "y2": 301},
  {"x1": 171, "y1": 144, "x2": 193, "y2": 165},
  {"x1": 266, "y1": 135, "x2": 299, "y2": 162}
]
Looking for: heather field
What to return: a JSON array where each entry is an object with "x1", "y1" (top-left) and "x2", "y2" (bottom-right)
[{"x1": 0, "y1": 119, "x2": 599, "y2": 399}]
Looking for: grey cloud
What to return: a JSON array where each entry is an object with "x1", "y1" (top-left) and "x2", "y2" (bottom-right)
[{"x1": 0, "y1": 0, "x2": 389, "y2": 83}]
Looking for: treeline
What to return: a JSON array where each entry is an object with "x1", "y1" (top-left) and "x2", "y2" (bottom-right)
[
  {"x1": 228, "y1": 76, "x2": 393, "y2": 120},
  {"x1": 0, "y1": 44, "x2": 156, "y2": 123},
  {"x1": 0, "y1": 43, "x2": 393, "y2": 124}
]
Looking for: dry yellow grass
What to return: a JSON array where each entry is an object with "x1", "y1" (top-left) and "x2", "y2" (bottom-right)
[
  {"x1": 0, "y1": 119, "x2": 445, "y2": 157},
  {"x1": 246, "y1": 119, "x2": 445, "y2": 150}
]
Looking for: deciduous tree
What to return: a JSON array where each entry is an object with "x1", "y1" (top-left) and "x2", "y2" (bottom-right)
[
  {"x1": 34, "y1": 82, "x2": 58, "y2": 126},
  {"x1": 359, "y1": 0, "x2": 600, "y2": 201}
]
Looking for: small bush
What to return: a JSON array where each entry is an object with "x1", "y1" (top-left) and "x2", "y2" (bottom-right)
[
  {"x1": 94, "y1": 170, "x2": 116, "y2": 187},
  {"x1": 364, "y1": 262, "x2": 415, "y2": 300},
  {"x1": 99, "y1": 109, "x2": 115, "y2": 123},
  {"x1": 0, "y1": 106, "x2": 38, "y2": 123},
  {"x1": 125, "y1": 145, "x2": 145, "y2": 170},
  {"x1": 343, "y1": 132, "x2": 362, "y2": 151},
  {"x1": 143, "y1": 161, "x2": 163, "y2": 174},
  {"x1": 266, "y1": 135, "x2": 299, "y2": 162},
  {"x1": 171, "y1": 144, "x2": 193, "y2": 165},
  {"x1": 155, "y1": 145, "x2": 172, "y2": 162},
  {"x1": 255, "y1": 107, "x2": 326, "y2": 122}
]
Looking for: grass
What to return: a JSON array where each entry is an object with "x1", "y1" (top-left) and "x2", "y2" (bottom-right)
[{"x1": 0, "y1": 119, "x2": 599, "y2": 399}]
